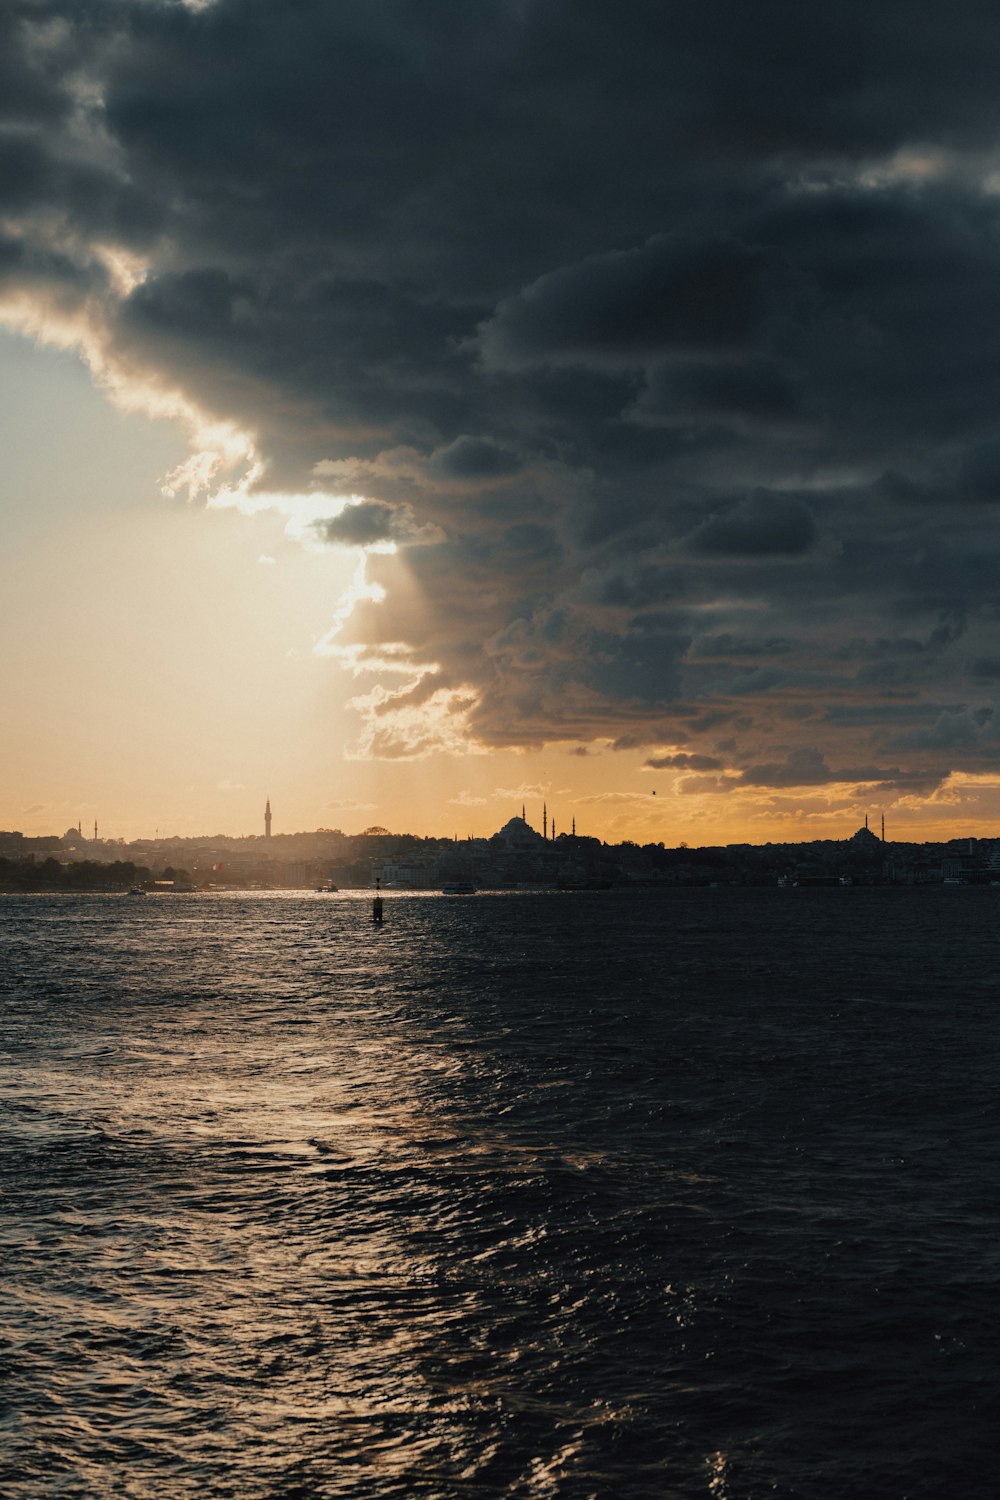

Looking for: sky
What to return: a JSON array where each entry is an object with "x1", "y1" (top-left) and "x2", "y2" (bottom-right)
[{"x1": 5, "y1": 1, "x2": 1000, "y2": 846}]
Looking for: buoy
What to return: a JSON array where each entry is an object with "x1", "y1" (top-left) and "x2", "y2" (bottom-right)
[{"x1": 372, "y1": 877, "x2": 384, "y2": 924}]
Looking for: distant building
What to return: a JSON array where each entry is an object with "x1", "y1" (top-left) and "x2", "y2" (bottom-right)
[{"x1": 490, "y1": 815, "x2": 544, "y2": 852}]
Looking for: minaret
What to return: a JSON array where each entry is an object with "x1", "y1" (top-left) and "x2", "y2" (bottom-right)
[
  {"x1": 521, "y1": 803, "x2": 525, "y2": 822},
  {"x1": 93, "y1": 819, "x2": 98, "y2": 843},
  {"x1": 572, "y1": 816, "x2": 576, "y2": 836},
  {"x1": 265, "y1": 798, "x2": 272, "y2": 840},
  {"x1": 881, "y1": 813, "x2": 885, "y2": 842},
  {"x1": 543, "y1": 802, "x2": 548, "y2": 840}
]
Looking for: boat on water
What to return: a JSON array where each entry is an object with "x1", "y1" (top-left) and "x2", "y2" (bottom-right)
[
  {"x1": 126, "y1": 887, "x2": 147, "y2": 897},
  {"x1": 441, "y1": 881, "x2": 476, "y2": 895},
  {"x1": 315, "y1": 881, "x2": 339, "y2": 892}
]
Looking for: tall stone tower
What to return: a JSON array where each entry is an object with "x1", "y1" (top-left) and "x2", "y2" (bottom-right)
[{"x1": 265, "y1": 798, "x2": 272, "y2": 840}]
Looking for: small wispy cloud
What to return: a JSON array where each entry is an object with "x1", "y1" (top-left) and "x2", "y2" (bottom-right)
[
  {"x1": 448, "y1": 791, "x2": 488, "y2": 806},
  {"x1": 576, "y1": 791, "x2": 661, "y2": 806},
  {"x1": 494, "y1": 783, "x2": 548, "y2": 799},
  {"x1": 257, "y1": 554, "x2": 276, "y2": 566},
  {"x1": 217, "y1": 779, "x2": 246, "y2": 792}
]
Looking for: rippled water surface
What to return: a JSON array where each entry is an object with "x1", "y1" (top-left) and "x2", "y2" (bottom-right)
[{"x1": 2, "y1": 887, "x2": 999, "y2": 1497}]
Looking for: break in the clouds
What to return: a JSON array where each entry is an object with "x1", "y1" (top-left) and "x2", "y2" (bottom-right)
[{"x1": 7, "y1": 2, "x2": 1000, "y2": 794}]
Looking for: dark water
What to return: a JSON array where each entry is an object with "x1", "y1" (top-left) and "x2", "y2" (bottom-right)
[{"x1": 2, "y1": 887, "x2": 999, "y2": 1498}]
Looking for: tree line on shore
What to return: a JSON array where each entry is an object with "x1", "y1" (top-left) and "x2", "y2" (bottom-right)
[{"x1": 0, "y1": 858, "x2": 190, "y2": 891}]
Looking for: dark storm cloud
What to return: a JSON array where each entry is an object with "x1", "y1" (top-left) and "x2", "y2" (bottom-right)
[
  {"x1": 737, "y1": 748, "x2": 911, "y2": 789},
  {"x1": 690, "y1": 634, "x2": 793, "y2": 660},
  {"x1": 429, "y1": 436, "x2": 522, "y2": 482},
  {"x1": 10, "y1": 0, "x2": 1000, "y2": 778},
  {"x1": 313, "y1": 501, "x2": 435, "y2": 549},
  {"x1": 684, "y1": 492, "x2": 817, "y2": 558},
  {"x1": 0, "y1": 8, "x2": 78, "y2": 129},
  {"x1": 634, "y1": 359, "x2": 802, "y2": 430},
  {"x1": 957, "y1": 438, "x2": 1000, "y2": 501},
  {"x1": 895, "y1": 704, "x2": 995, "y2": 752},
  {"x1": 476, "y1": 237, "x2": 767, "y2": 370},
  {"x1": 645, "y1": 753, "x2": 724, "y2": 772}
]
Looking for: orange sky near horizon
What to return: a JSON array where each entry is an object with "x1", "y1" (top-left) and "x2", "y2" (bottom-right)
[{"x1": 3, "y1": 328, "x2": 1000, "y2": 851}]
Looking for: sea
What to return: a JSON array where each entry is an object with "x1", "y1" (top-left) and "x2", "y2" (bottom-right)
[{"x1": 1, "y1": 886, "x2": 998, "y2": 1499}]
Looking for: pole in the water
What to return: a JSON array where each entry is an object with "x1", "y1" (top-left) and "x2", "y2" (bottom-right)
[{"x1": 372, "y1": 876, "x2": 384, "y2": 924}]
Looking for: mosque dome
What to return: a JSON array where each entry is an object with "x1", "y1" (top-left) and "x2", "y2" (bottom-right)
[{"x1": 491, "y1": 816, "x2": 543, "y2": 849}]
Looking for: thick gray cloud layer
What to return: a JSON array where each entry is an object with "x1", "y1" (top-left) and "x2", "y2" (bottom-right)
[{"x1": 7, "y1": 0, "x2": 1000, "y2": 785}]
